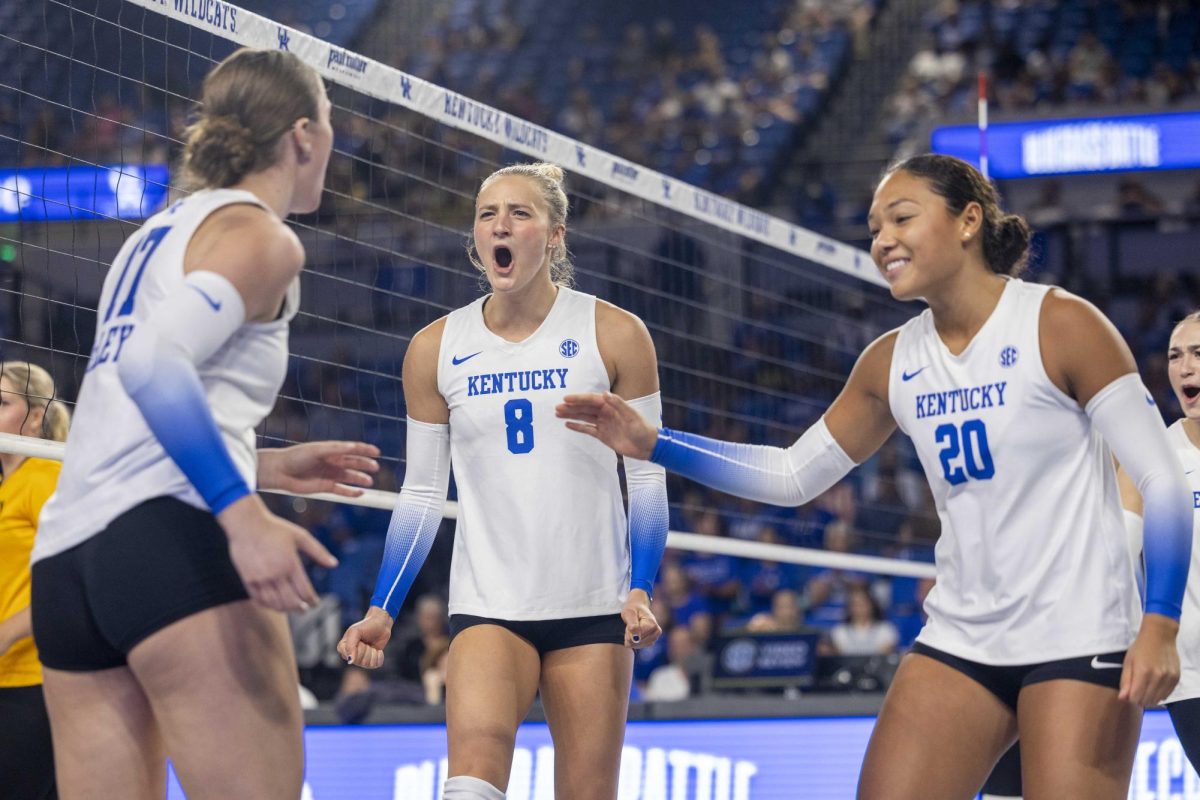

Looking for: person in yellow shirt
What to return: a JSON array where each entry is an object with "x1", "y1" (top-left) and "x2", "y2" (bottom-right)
[{"x1": 0, "y1": 361, "x2": 69, "y2": 800}]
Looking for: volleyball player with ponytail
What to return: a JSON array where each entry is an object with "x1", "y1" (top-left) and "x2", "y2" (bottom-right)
[
  {"x1": 29, "y1": 49, "x2": 378, "y2": 800},
  {"x1": 560, "y1": 154, "x2": 1192, "y2": 798},
  {"x1": 339, "y1": 162, "x2": 669, "y2": 800}
]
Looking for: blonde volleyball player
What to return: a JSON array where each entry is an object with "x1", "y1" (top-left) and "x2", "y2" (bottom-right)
[
  {"x1": 29, "y1": 49, "x2": 380, "y2": 800},
  {"x1": 558, "y1": 153, "x2": 1193, "y2": 799},
  {"x1": 338, "y1": 162, "x2": 668, "y2": 800},
  {"x1": 0, "y1": 362, "x2": 69, "y2": 800},
  {"x1": 1119, "y1": 310, "x2": 1200, "y2": 772}
]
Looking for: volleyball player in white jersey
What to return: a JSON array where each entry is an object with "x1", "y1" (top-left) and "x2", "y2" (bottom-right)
[
  {"x1": 338, "y1": 162, "x2": 669, "y2": 800},
  {"x1": 29, "y1": 49, "x2": 380, "y2": 800},
  {"x1": 558, "y1": 153, "x2": 1193, "y2": 799},
  {"x1": 1119, "y1": 310, "x2": 1200, "y2": 773}
]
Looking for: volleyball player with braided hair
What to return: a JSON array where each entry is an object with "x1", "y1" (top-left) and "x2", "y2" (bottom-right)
[
  {"x1": 30, "y1": 48, "x2": 379, "y2": 800},
  {"x1": 339, "y1": 162, "x2": 669, "y2": 800},
  {"x1": 559, "y1": 153, "x2": 1192, "y2": 798}
]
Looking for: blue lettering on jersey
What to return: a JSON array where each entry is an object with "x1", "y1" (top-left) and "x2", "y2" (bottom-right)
[
  {"x1": 915, "y1": 381, "x2": 1007, "y2": 420},
  {"x1": 85, "y1": 323, "x2": 136, "y2": 372},
  {"x1": 1193, "y1": 490, "x2": 1199, "y2": 509},
  {"x1": 467, "y1": 368, "x2": 569, "y2": 397}
]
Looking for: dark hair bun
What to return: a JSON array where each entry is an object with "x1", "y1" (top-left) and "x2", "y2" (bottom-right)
[{"x1": 988, "y1": 213, "x2": 1031, "y2": 276}]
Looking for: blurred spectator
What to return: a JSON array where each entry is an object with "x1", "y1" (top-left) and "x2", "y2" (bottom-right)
[
  {"x1": 829, "y1": 585, "x2": 899, "y2": 656},
  {"x1": 642, "y1": 626, "x2": 698, "y2": 702},
  {"x1": 747, "y1": 588, "x2": 805, "y2": 632},
  {"x1": 1115, "y1": 177, "x2": 1165, "y2": 220},
  {"x1": 893, "y1": 576, "x2": 936, "y2": 647},
  {"x1": 680, "y1": 510, "x2": 742, "y2": 619},
  {"x1": 395, "y1": 594, "x2": 449, "y2": 683},
  {"x1": 1066, "y1": 33, "x2": 1113, "y2": 102},
  {"x1": 804, "y1": 520, "x2": 871, "y2": 629},
  {"x1": 739, "y1": 525, "x2": 804, "y2": 616},
  {"x1": 1027, "y1": 180, "x2": 1068, "y2": 229},
  {"x1": 659, "y1": 562, "x2": 711, "y2": 627},
  {"x1": 420, "y1": 637, "x2": 451, "y2": 705}
]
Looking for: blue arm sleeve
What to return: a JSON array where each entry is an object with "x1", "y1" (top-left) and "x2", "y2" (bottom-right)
[
  {"x1": 369, "y1": 418, "x2": 451, "y2": 618},
  {"x1": 625, "y1": 394, "x2": 668, "y2": 597},
  {"x1": 650, "y1": 418, "x2": 856, "y2": 507},
  {"x1": 1087, "y1": 373, "x2": 1192, "y2": 619},
  {"x1": 116, "y1": 271, "x2": 251, "y2": 515}
]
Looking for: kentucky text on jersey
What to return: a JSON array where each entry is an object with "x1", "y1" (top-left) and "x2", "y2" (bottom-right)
[
  {"x1": 915, "y1": 381, "x2": 1008, "y2": 420},
  {"x1": 466, "y1": 368, "x2": 569, "y2": 397}
]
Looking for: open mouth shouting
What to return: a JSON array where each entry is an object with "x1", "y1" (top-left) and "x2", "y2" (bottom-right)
[
  {"x1": 493, "y1": 246, "x2": 513, "y2": 273},
  {"x1": 1183, "y1": 384, "x2": 1200, "y2": 404}
]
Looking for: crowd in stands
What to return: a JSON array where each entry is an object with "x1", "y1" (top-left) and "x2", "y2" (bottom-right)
[
  {"x1": 7, "y1": 0, "x2": 1200, "y2": 710},
  {"x1": 887, "y1": 0, "x2": 1200, "y2": 152}
]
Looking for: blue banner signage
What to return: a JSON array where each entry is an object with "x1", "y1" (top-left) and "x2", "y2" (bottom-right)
[
  {"x1": 712, "y1": 632, "x2": 819, "y2": 688},
  {"x1": 931, "y1": 112, "x2": 1200, "y2": 178},
  {"x1": 163, "y1": 710, "x2": 1195, "y2": 799},
  {"x1": 0, "y1": 164, "x2": 170, "y2": 222}
]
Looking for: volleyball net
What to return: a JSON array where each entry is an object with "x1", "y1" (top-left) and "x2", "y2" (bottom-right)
[{"x1": 0, "y1": 0, "x2": 936, "y2": 646}]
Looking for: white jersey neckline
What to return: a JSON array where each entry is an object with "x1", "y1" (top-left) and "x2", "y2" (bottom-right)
[
  {"x1": 472, "y1": 285, "x2": 571, "y2": 348},
  {"x1": 928, "y1": 276, "x2": 1015, "y2": 363}
]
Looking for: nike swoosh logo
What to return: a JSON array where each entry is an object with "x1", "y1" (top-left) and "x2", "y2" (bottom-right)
[
  {"x1": 1146, "y1": 394, "x2": 1156, "y2": 406},
  {"x1": 1090, "y1": 656, "x2": 1123, "y2": 670},
  {"x1": 901, "y1": 366, "x2": 927, "y2": 382},
  {"x1": 188, "y1": 284, "x2": 222, "y2": 312},
  {"x1": 451, "y1": 351, "x2": 482, "y2": 366},
  {"x1": 1186, "y1": 469, "x2": 1196, "y2": 475}
]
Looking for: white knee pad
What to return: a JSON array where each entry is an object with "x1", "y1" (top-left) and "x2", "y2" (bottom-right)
[{"x1": 443, "y1": 775, "x2": 506, "y2": 799}]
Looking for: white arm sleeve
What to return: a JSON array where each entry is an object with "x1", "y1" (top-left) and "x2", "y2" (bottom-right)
[
  {"x1": 650, "y1": 417, "x2": 858, "y2": 506},
  {"x1": 369, "y1": 418, "x2": 452, "y2": 618},
  {"x1": 624, "y1": 393, "x2": 669, "y2": 595},
  {"x1": 1086, "y1": 373, "x2": 1192, "y2": 618}
]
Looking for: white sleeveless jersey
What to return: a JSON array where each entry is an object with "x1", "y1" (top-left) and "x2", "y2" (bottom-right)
[
  {"x1": 1166, "y1": 421, "x2": 1200, "y2": 703},
  {"x1": 890, "y1": 279, "x2": 1138, "y2": 664},
  {"x1": 34, "y1": 189, "x2": 298, "y2": 562},
  {"x1": 437, "y1": 288, "x2": 628, "y2": 619}
]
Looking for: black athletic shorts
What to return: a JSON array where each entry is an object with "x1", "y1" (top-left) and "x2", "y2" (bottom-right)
[
  {"x1": 31, "y1": 496, "x2": 249, "y2": 671},
  {"x1": 449, "y1": 613, "x2": 626, "y2": 655},
  {"x1": 0, "y1": 684, "x2": 57, "y2": 799},
  {"x1": 911, "y1": 641, "x2": 1127, "y2": 712}
]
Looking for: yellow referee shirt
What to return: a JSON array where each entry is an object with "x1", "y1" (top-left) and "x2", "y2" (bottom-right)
[{"x1": 0, "y1": 457, "x2": 60, "y2": 687}]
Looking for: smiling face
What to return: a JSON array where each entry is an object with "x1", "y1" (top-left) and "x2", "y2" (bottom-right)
[
  {"x1": 868, "y1": 169, "x2": 982, "y2": 302},
  {"x1": 1168, "y1": 318, "x2": 1200, "y2": 420},
  {"x1": 473, "y1": 174, "x2": 564, "y2": 295}
]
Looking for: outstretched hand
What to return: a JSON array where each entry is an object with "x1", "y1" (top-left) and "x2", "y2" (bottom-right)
[
  {"x1": 555, "y1": 392, "x2": 658, "y2": 460},
  {"x1": 258, "y1": 441, "x2": 381, "y2": 498}
]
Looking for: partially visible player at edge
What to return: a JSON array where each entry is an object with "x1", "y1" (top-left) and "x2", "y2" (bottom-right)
[
  {"x1": 558, "y1": 153, "x2": 1192, "y2": 799},
  {"x1": 29, "y1": 48, "x2": 379, "y2": 800},
  {"x1": 0, "y1": 362, "x2": 70, "y2": 800},
  {"x1": 1119, "y1": 309, "x2": 1200, "y2": 774},
  {"x1": 338, "y1": 162, "x2": 669, "y2": 800}
]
